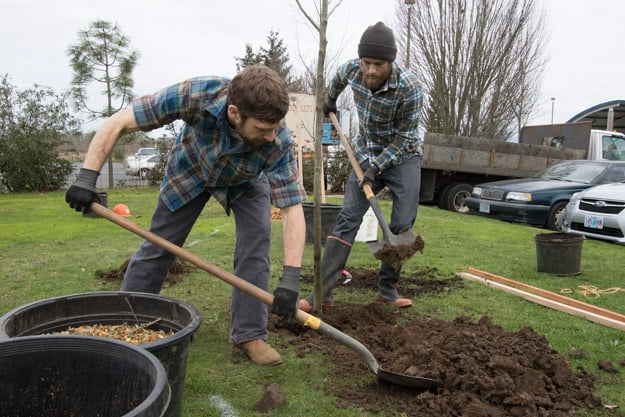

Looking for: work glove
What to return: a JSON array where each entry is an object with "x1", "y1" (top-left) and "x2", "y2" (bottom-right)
[
  {"x1": 65, "y1": 168, "x2": 101, "y2": 214},
  {"x1": 271, "y1": 266, "x2": 301, "y2": 320},
  {"x1": 323, "y1": 96, "x2": 337, "y2": 117},
  {"x1": 359, "y1": 165, "x2": 378, "y2": 189}
]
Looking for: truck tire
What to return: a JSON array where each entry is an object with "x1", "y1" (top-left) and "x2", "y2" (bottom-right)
[
  {"x1": 440, "y1": 182, "x2": 473, "y2": 213},
  {"x1": 546, "y1": 201, "x2": 567, "y2": 231}
]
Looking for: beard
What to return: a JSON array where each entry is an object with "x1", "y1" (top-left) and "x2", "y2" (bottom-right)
[{"x1": 364, "y1": 73, "x2": 387, "y2": 90}]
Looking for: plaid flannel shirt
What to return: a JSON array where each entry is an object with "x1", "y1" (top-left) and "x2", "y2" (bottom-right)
[
  {"x1": 132, "y1": 76, "x2": 306, "y2": 213},
  {"x1": 327, "y1": 59, "x2": 423, "y2": 171}
]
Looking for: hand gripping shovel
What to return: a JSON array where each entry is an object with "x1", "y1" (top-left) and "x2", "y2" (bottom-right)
[
  {"x1": 328, "y1": 113, "x2": 423, "y2": 265},
  {"x1": 89, "y1": 202, "x2": 440, "y2": 389}
]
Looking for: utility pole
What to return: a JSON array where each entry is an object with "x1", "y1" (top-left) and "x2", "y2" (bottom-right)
[
  {"x1": 550, "y1": 97, "x2": 555, "y2": 124},
  {"x1": 405, "y1": 0, "x2": 415, "y2": 68}
]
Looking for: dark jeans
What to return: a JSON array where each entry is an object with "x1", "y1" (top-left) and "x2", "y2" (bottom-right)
[
  {"x1": 122, "y1": 177, "x2": 272, "y2": 345},
  {"x1": 332, "y1": 155, "x2": 421, "y2": 242}
]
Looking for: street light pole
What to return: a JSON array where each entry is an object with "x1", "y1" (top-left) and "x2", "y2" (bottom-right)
[
  {"x1": 405, "y1": 0, "x2": 415, "y2": 68},
  {"x1": 550, "y1": 97, "x2": 555, "y2": 124}
]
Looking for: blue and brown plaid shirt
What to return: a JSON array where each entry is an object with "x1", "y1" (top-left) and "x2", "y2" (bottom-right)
[
  {"x1": 132, "y1": 76, "x2": 306, "y2": 213},
  {"x1": 327, "y1": 59, "x2": 423, "y2": 172}
]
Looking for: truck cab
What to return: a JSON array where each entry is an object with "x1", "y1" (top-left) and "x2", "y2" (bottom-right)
[{"x1": 587, "y1": 129, "x2": 625, "y2": 160}]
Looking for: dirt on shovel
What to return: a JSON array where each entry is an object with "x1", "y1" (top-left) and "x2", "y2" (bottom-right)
[{"x1": 373, "y1": 234, "x2": 425, "y2": 266}]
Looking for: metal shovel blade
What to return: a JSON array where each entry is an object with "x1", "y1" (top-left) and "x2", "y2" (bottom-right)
[
  {"x1": 378, "y1": 368, "x2": 441, "y2": 389},
  {"x1": 365, "y1": 196, "x2": 424, "y2": 265}
]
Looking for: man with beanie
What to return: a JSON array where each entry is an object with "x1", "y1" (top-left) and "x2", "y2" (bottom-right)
[{"x1": 299, "y1": 22, "x2": 423, "y2": 311}]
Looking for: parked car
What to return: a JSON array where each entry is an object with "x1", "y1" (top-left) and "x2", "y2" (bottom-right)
[
  {"x1": 465, "y1": 160, "x2": 625, "y2": 231},
  {"x1": 134, "y1": 147, "x2": 159, "y2": 158},
  {"x1": 123, "y1": 154, "x2": 162, "y2": 178},
  {"x1": 563, "y1": 182, "x2": 625, "y2": 244}
]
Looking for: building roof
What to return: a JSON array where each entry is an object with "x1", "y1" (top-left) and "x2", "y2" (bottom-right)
[{"x1": 567, "y1": 100, "x2": 625, "y2": 134}]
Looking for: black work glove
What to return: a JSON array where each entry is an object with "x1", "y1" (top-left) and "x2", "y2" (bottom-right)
[
  {"x1": 65, "y1": 168, "x2": 100, "y2": 213},
  {"x1": 271, "y1": 266, "x2": 301, "y2": 320},
  {"x1": 323, "y1": 96, "x2": 337, "y2": 117},
  {"x1": 359, "y1": 165, "x2": 378, "y2": 189}
]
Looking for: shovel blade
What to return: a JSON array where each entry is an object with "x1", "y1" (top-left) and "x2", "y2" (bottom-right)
[
  {"x1": 377, "y1": 368, "x2": 441, "y2": 389},
  {"x1": 367, "y1": 230, "x2": 424, "y2": 265}
]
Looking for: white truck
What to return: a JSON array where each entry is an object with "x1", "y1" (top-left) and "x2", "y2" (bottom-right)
[{"x1": 419, "y1": 121, "x2": 625, "y2": 212}]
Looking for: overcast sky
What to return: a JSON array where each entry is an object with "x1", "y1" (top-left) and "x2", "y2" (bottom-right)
[{"x1": 2, "y1": 0, "x2": 624, "y2": 131}]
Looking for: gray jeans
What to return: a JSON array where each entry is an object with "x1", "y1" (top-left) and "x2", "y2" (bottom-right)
[
  {"x1": 332, "y1": 155, "x2": 421, "y2": 243},
  {"x1": 122, "y1": 177, "x2": 272, "y2": 345}
]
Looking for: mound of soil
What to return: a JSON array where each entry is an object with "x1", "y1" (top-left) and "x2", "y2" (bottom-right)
[
  {"x1": 94, "y1": 258, "x2": 195, "y2": 284},
  {"x1": 270, "y1": 269, "x2": 611, "y2": 417}
]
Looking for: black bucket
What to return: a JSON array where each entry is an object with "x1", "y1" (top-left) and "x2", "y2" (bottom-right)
[
  {"x1": 0, "y1": 292, "x2": 201, "y2": 417},
  {"x1": 0, "y1": 335, "x2": 170, "y2": 417},
  {"x1": 302, "y1": 202, "x2": 342, "y2": 245},
  {"x1": 534, "y1": 233, "x2": 585, "y2": 275}
]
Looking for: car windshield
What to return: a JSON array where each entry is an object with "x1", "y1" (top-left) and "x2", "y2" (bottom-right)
[{"x1": 537, "y1": 162, "x2": 607, "y2": 184}]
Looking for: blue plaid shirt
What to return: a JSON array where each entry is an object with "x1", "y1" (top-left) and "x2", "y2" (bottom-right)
[
  {"x1": 132, "y1": 76, "x2": 306, "y2": 213},
  {"x1": 327, "y1": 59, "x2": 423, "y2": 171}
]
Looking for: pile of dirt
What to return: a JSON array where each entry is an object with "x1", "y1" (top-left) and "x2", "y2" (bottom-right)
[
  {"x1": 271, "y1": 269, "x2": 614, "y2": 417},
  {"x1": 94, "y1": 258, "x2": 195, "y2": 284}
]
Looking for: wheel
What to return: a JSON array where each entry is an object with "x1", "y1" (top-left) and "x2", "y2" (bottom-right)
[
  {"x1": 441, "y1": 183, "x2": 473, "y2": 213},
  {"x1": 546, "y1": 201, "x2": 568, "y2": 231},
  {"x1": 436, "y1": 185, "x2": 452, "y2": 209}
]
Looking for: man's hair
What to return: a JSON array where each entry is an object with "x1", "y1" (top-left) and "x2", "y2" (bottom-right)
[{"x1": 228, "y1": 65, "x2": 289, "y2": 124}]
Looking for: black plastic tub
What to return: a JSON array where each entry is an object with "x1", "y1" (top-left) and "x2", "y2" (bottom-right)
[
  {"x1": 534, "y1": 233, "x2": 585, "y2": 275},
  {"x1": 302, "y1": 202, "x2": 342, "y2": 245},
  {"x1": 0, "y1": 292, "x2": 201, "y2": 417},
  {"x1": 0, "y1": 335, "x2": 170, "y2": 417}
]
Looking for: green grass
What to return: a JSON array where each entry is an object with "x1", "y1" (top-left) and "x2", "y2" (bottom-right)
[{"x1": 1, "y1": 188, "x2": 624, "y2": 416}]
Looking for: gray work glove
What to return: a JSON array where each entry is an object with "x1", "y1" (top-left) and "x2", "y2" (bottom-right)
[
  {"x1": 359, "y1": 165, "x2": 378, "y2": 189},
  {"x1": 323, "y1": 96, "x2": 337, "y2": 117},
  {"x1": 65, "y1": 168, "x2": 100, "y2": 213},
  {"x1": 271, "y1": 266, "x2": 301, "y2": 320}
]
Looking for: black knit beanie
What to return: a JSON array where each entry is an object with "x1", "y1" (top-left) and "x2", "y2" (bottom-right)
[{"x1": 358, "y1": 22, "x2": 397, "y2": 62}]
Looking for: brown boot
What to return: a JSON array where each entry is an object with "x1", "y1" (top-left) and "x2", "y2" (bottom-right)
[
  {"x1": 234, "y1": 340, "x2": 283, "y2": 365},
  {"x1": 376, "y1": 296, "x2": 413, "y2": 308},
  {"x1": 298, "y1": 299, "x2": 334, "y2": 313}
]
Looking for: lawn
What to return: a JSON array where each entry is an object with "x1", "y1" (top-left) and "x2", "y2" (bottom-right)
[{"x1": 1, "y1": 188, "x2": 624, "y2": 416}]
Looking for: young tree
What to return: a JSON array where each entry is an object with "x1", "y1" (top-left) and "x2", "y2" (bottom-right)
[
  {"x1": 0, "y1": 75, "x2": 76, "y2": 192},
  {"x1": 395, "y1": 0, "x2": 548, "y2": 140},
  {"x1": 67, "y1": 20, "x2": 140, "y2": 187}
]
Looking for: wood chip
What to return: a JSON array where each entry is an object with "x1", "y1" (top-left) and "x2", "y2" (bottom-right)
[{"x1": 51, "y1": 321, "x2": 174, "y2": 345}]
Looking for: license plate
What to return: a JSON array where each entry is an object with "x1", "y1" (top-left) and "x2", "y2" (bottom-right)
[
  {"x1": 479, "y1": 202, "x2": 490, "y2": 213},
  {"x1": 584, "y1": 215, "x2": 604, "y2": 229}
]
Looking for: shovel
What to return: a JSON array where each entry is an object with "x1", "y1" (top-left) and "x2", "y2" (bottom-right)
[
  {"x1": 89, "y1": 202, "x2": 440, "y2": 390},
  {"x1": 328, "y1": 113, "x2": 423, "y2": 265}
]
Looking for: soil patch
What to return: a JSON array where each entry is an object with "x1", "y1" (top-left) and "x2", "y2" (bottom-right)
[
  {"x1": 271, "y1": 268, "x2": 614, "y2": 417},
  {"x1": 94, "y1": 258, "x2": 195, "y2": 285}
]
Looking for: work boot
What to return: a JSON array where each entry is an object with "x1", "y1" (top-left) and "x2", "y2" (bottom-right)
[
  {"x1": 300, "y1": 236, "x2": 352, "y2": 310},
  {"x1": 376, "y1": 262, "x2": 413, "y2": 308},
  {"x1": 234, "y1": 340, "x2": 283, "y2": 365}
]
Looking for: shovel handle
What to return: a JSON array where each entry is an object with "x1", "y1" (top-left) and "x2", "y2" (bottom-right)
[{"x1": 328, "y1": 112, "x2": 391, "y2": 234}]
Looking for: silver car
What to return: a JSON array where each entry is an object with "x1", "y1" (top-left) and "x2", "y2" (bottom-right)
[
  {"x1": 563, "y1": 182, "x2": 625, "y2": 244},
  {"x1": 123, "y1": 154, "x2": 161, "y2": 178}
]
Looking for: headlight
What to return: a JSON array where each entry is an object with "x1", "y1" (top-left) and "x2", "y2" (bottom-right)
[
  {"x1": 569, "y1": 192, "x2": 582, "y2": 203},
  {"x1": 506, "y1": 192, "x2": 531, "y2": 202},
  {"x1": 472, "y1": 187, "x2": 482, "y2": 197}
]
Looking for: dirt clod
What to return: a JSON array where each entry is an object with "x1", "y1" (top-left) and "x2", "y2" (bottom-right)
[
  {"x1": 254, "y1": 383, "x2": 286, "y2": 413},
  {"x1": 598, "y1": 360, "x2": 619, "y2": 374}
]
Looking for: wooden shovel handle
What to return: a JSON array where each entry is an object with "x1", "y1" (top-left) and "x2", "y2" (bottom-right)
[{"x1": 328, "y1": 112, "x2": 375, "y2": 200}]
